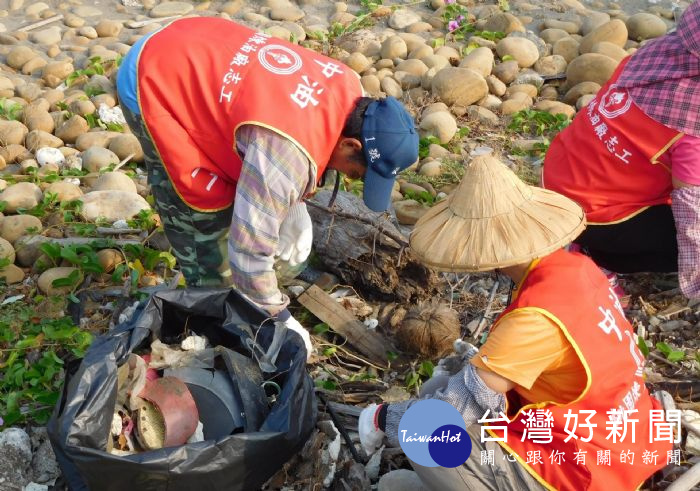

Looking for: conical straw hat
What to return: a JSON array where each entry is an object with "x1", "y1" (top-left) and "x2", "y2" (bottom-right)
[{"x1": 409, "y1": 153, "x2": 586, "y2": 272}]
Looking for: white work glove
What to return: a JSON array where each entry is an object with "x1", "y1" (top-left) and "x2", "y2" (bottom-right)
[
  {"x1": 358, "y1": 403, "x2": 385, "y2": 455},
  {"x1": 276, "y1": 315, "x2": 313, "y2": 361},
  {"x1": 276, "y1": 202, "x2": 313, "y2": 267}
]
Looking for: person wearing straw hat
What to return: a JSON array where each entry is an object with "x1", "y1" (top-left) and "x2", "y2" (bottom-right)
[
  {"x1": 542, "y1": 0, "x2": 700, "y2": 303},
  {"x1": 359, "y1": 154, "x2": 671, "y2": 491}
]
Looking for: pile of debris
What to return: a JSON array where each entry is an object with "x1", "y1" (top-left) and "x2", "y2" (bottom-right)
[{"x1": 108, "y1": 334, "x2": 259, "y2": 454}]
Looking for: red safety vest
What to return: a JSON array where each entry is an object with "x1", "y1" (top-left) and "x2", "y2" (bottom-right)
[
  {"x1": 136, "y1": 18, "x2": 363, "y2": 211},
  {"x1": 486, "y1": 250, "x2": 671, "y2": 491},
  {"x1": 542, "y1": 58, "x2": 682, "y2": 224}
]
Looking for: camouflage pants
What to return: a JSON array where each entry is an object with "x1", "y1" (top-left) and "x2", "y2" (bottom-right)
[{"x1": 121, "y1": 104, "x2": 234, "y2": 287}]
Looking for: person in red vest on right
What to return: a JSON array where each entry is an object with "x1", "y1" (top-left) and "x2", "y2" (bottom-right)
[
  {"x1": 359, "y1": 154, "x2": 673, "y2": 491},
  {"x1": 542, "y1": 0, "x2": 700, "y2": 305}
]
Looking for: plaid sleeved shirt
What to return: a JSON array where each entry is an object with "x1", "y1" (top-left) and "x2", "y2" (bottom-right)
[
  {"x1": 672, "y1": 186, "x2": 700, "y2": 298},
  {"x1": 229, "y1": 125, "x2": 316, "y2": 315}
]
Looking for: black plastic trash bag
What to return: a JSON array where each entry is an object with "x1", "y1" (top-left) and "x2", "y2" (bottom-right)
[{"x1": 48, "y1": 288, "x2": 316, "y2": 491}]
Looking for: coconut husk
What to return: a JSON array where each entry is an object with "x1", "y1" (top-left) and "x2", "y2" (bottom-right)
[
  {"x1": 395, "y1": 303, "x2": 460, "y2": 358},
  {"x1": 409, "y1": 153, "x2": 586, "y2": 272}
]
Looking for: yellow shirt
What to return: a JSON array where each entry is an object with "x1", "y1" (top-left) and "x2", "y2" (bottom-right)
[{"x1": 471, "y1": 309, "x2": 587, "y2": 406}]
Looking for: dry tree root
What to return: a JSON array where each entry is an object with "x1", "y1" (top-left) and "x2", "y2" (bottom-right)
[{"x1": 307, "y1": 190, "x2": 440, "y2": 304}]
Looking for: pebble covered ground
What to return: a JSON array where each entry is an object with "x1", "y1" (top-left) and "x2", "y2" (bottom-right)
[{"x1": 0, "y1": 0, "x2": 695, "y2": 489}]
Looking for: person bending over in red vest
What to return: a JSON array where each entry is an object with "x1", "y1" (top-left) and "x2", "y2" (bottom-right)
[
  {"x1": 542, "y1": 0, "x2": 700, "y2": 305},
  {"x1": 359, "y1": 154, "x2": 671, "y2": 491},
  {"x1": 115, "y1": 18, "x2": 418, "y2": 358}
]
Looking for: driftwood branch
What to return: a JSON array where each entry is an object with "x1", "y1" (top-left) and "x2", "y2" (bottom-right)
[
  {"x1": 666, "y1": 462, "x2": 700, "y2": 491},
  {"x1": 18, "y1": 14, "x2": 64, "y2": 32},
  {"x1": 96, "y1": 227, "x2": 144, "y2": 235},
  {"x1": 472, "y1": 280, "x2": 500, "y2": 341},
  {"x1": 305, "y1": 199, "x2": 408, "y2": 247},
  {"x1": 14, "y1": 236, "x2": 142, "y2": 254},
  {"x1": 9, "y1": 153, "x2": 136, "y2": 182},
  {"x1": 652, "y1": 379, "x2": 700, "y2": 402},
  {"x1": 307, "y1": 190, "x2": 440, "y2": 303},
  {"x1": 649, "y1": 352, "x2": 683, "y2": 369},
  {"x1": 317, "y1": 393, "x2": 362, "y2": 463},
  {"x1": 325, "y1": 401, "x2": 362, "y2": 418},
  {"x1": 39, "y1": 237, "x2": 142, "y2": 246}
]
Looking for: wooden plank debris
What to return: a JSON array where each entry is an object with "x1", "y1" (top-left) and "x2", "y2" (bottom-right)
[
  {"x1": 18, "y1": 15, "x2": 64, "y2": 32},
  {"x1": 298, "y1": 285, "x2": 391, "y2": 364}
]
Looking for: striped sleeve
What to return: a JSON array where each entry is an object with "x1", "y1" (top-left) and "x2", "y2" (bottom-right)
[
  {"x1": 671, "y1": 185, "x2": 700, "y2": 298},
  {"x1": 229, "y1": 124, "x2": 315, "y2": 315}
]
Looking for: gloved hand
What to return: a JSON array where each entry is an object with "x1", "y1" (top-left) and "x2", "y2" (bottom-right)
[
  {"x1": 454, "y1": 339, "x2": 479, "y2": 359},
  {"x1": 276, "y1": 315, "x2": 313, "y2": 360},
  {"x1": 276, "y1": 202, "x2": 313, "y2": 267},
  {"x1": 432, "y1": 341, "x2": 479, "y2": 377},
  {"x1": 358, "y1": 403, "x2": 385, "y2": 455}
]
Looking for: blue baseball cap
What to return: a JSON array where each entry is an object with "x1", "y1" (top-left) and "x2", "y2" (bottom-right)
[{"x1": 361, "y1": 97, "x2": 419, "y2": 212}]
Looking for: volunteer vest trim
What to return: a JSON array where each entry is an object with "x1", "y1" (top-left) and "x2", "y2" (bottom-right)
[{"x1": 136, "y1": 18, "x2": 363, "y2": 211}]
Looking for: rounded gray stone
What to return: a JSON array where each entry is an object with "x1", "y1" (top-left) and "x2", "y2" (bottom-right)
[
  {"x1": 150, "y1": 1, "x2": 194, "y2": 18},
  {"x1": 72, "y1": 5, "x2": 102, "y2": 17}
]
